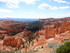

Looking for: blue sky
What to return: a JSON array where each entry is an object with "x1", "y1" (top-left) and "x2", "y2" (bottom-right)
[{"x1": 0, "y1": 0, "x2": 70, "y2": 19}]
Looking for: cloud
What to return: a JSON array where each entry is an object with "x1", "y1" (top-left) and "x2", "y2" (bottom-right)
[
  {"x1": 59, "y1": 6, "x2": 70, "y2": 9},
  {"x1": 54, "y1": 0, "x2": 70, "y2": 4},
  {"x1": 21, "y1": 0, "x2": 39, "y2": 4},
  {"x1": 38, "y1": 4, "x2": 52, "y2": 9},
  {"x1": 0, "y1": 8, "x2": 13, "y2": 13},
  {"x1": 38, "y1": 3, "x2": 70, "y2": 10},
  {"x1": 7, "y1": 2, "x2": 19, "y2": 8},
  {"x1": 0, "y1": 0, "x2": 38, "y2": 8}
]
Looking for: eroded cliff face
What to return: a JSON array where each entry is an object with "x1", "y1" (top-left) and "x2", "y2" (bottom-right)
[
  {"x1": 40, "y1": 21, "x2": 70, "y2": 39},
  {"x1": 0, "y1": 19, "x2": 70, "y2": 52},
  {"x1": 26, "y1": 21, "x2": 70, "y2": 51},
  {"x1": 0, "y1": 20, "x2": 26, "y2": 39}
]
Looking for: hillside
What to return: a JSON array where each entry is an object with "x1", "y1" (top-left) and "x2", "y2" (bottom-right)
[
  {"x1": 0, "y1": 17, "x2": 70, "y2": 53},
  {"x1": 0, "y1": 20, "x2": 26, "y2": 39}
]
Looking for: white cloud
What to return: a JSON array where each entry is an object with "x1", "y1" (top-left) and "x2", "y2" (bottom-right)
[
  {"x1": 38, "y1": 4, "x2": 52, "y2": 9},
  {"x1": 59, "y1": 6, "x2": 70, "y2": 9},
  {"x1": 54, "y1": 0, "x2": 70, "y2": 4},
  {"x1": 21, "y1": 0, "x2": 38, "y2": 4},
  {"x1": 0, "y1": 8, "x2": 13, "y2": 13},
  {"x1": 0, "y1": 0, "x2": 38, "y2": 8},
  {"x1": 38, "y1": 3, "x2": 70, "y2": 10},
  {"x1": 7, "y1": 2, "x2": 19, "y2": 8}
]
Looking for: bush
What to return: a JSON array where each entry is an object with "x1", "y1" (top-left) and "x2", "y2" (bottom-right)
[{"x1": 56, "y1": 41, "x2": 70, "y2": 53}]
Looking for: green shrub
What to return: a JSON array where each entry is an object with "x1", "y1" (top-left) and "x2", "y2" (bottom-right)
[{"x1": 56, "y1": 41, "x2": 70, "y2": 53}]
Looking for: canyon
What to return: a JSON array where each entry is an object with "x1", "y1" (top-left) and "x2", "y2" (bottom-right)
[{"x1": 0, "y1": 17, "x2": 70, "y2": 53}]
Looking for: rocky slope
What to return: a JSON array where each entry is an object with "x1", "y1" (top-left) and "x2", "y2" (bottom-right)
[
  {"x1": 0, "y1": 20, "x2": 26, "y2": 39},
  {"x1": 27, "y1": 21, "x2": 70, "y2": 49},
  {"x1": 0, "y1": 17, "x2": 70, "y2": 53}
]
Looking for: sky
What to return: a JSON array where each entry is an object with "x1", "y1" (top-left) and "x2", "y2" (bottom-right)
[{"x1": 0, "y1": 0, "x2": 70, "y2": 19}]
